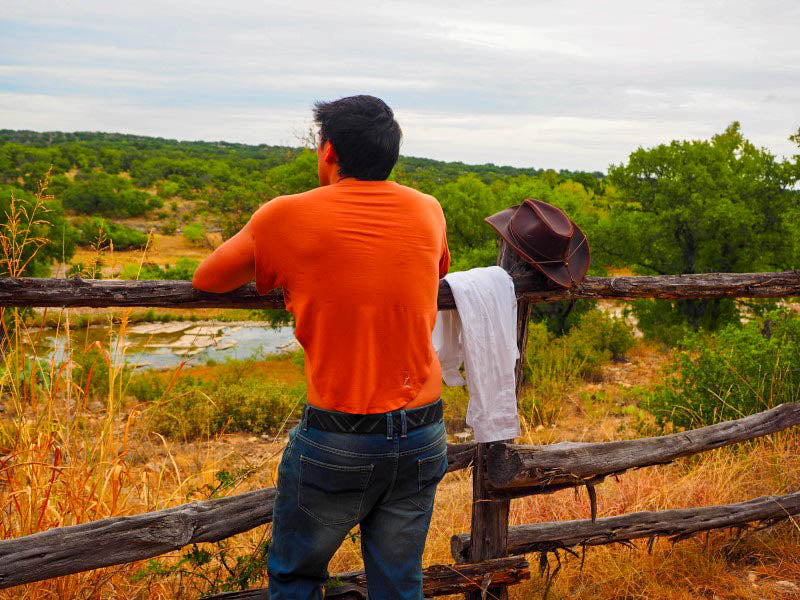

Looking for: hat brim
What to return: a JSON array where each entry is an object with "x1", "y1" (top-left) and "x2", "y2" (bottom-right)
[{"x1": 485, "y1": 204, "x2": 591, "y2": 288}]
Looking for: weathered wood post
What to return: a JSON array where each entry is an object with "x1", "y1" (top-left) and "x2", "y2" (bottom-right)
[{"x1": 464, "y1": 241, "x2": 537, "y2": 600}]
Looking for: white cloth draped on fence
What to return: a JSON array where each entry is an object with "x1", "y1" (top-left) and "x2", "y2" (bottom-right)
[{"x1": 432, "y1": 266, "x2": 521, "y2": 443}]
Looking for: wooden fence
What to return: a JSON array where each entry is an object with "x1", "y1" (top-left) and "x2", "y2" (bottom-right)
[{"x1": 1, "y1": 254, "x2": 800, "y2": 598}]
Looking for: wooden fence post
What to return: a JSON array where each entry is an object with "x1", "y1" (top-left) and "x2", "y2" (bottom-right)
[{"x1": 464, "y1": 241, "x2": 537, "y2": 600}]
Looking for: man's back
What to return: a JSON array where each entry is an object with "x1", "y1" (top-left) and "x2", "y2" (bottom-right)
[
  {"x1": 250, "y1": 178, "x2": 450, "y2": 414},
  {"x1": 192, "y1": 95, "x2": 450, "y2": 600}
]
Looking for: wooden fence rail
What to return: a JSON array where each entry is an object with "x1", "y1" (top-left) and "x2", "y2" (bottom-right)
[
  {"x1": 2, "y1": 270, "x2": 799, "y2": 309},
  {"x1": 486, "y1": 403, "x2": 800, "y2": 497},
  {"x1": 200, "y1": 556, "x2": 531, "y2": 599},
  {"x1": 0, "y1": 489, "x2": 277, "y2": 589},
  {"x1": 451, "y1": 491, "x2": 800, "y2": 562},
  {"x1": 0, "y1": 446, "x2": 474, "y2": 589}
]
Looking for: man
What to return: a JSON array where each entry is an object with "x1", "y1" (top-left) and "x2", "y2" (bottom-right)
[{"x1": 192, "y1": 95, "x2": 451, "y2": 600}]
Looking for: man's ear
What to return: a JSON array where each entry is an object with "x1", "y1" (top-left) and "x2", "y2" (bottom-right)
[{"x1": 323, "y1": 140, "x2": 338, "y2": 164}]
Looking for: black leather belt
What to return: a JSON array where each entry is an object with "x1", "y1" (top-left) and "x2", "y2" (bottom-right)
[{"x1": 303, "y1": 398, "x2": 443, "y2": 435}]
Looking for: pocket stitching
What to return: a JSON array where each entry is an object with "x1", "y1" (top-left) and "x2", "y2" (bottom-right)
[
  {"x1": 298, "y1": 456, "x2": 374, "y2": 525},
  {"x1": 300, "y1": 455, "x2": 373, "y2": 473},
  {"x1": 397, "y1": 428, "x2": 448, "y2": 456},
  {"x1": 296, "y1": 432, "x2": 396, "y2": 458},
  {"x1": 410, "y1": 449, "x2": 448, "y2": 511}
]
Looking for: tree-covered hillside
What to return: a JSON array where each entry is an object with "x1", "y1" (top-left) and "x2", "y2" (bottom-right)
[{"x1": 1, "y1": 124, "x2": 798, "y2": 340}]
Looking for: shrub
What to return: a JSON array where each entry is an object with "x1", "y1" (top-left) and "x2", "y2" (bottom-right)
[
  {"x1": 525, "y1": 308, "x2": 636, "y2": 383},
  {"x1": 120, "y1": 258, "x2": 198, "y2": 280},
  {"x1": 163, "y1": 258, "x2": 200, "y2": 280},
  {"x1": 530, "y1": 298, "x2": 595, "y2": 336},
  {"x1": 161, "y1": 218, "x2": 178, "y2": 235},
  {"x1": 72, "y1": 343, "x2": 118, "y2": 399},
  {"x1": 77, "y1": 217, "x2": 148, "y2": 250},
  {"x1": 67, "y1": 261, "x2": 103, "y2": 279},
  {"x1": 521, "y1": 309, "x2": 636, "y2": 425},
  {"x1": 136, "y1": 364, "x2": 306, "y2": 439},
  {"x1": 157, "y1": 180, "x2": 181, "y2": 198},
  {"x1": 631, "y1": 298, "x2": 739, "y2": 347},
  {"x1": 183, "y1": 222, "x2": 206, "y2": 245},
  {"x1": 628, "y1": 299, "x2": 689, "y2": 347},
  {"x1": 643, "y1": 308, "x2": 800, "y2": 429},
  {"x1": 578, "y1": 309, "x2": 637, "y2": 361},
  {"x1": 289, "y1": 347, "x2": 305, "y2": 373},
  {"x1": 118, "y1": 189, "x2": 152, "y2": 216},
  {"x1": 125, "y1": 367, "x2": 166, "y2": 403}
]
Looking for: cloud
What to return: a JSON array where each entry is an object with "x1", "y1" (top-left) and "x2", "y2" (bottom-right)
[{"x1": 1, "y1": 0, "x2": 798, "y2": 170}]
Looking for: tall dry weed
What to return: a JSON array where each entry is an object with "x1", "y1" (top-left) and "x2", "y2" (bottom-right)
[{"x1": 0, "y1": 174, "x2": 233, "y2": 598}]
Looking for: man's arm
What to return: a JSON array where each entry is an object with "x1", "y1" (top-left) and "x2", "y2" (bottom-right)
[{"x1": 191, "y1": 220, "x2": 257, "y2": 293}]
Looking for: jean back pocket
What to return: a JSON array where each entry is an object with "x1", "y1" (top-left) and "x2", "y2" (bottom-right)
[
  {"x1": 410, "y1": 449, "x2": 448, "y2": 512},
  {"x1": 298, "y1": 456, "x2": 374, "y2": 526}
]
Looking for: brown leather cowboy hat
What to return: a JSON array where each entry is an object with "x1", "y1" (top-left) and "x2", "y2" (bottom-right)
[{"x1": 485, "y1": 199, "x2": 590, "y2": 288}]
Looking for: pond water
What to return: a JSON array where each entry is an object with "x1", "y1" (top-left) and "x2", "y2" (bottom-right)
[{"x1": 28, "y1": 321, "x2": 299, "y2": 370}]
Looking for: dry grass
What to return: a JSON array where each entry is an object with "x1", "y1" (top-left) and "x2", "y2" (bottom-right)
[
  {"x1": 3, "y1": 326, "x2": 799, "y2": 599},
  {"x1": 505, "y1": 433, "x2": 800, "y2": 599}
]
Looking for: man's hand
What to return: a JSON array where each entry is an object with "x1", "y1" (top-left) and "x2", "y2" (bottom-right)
[{"x1": 191, "y1": 220, "x2": 257, "y2": 293}]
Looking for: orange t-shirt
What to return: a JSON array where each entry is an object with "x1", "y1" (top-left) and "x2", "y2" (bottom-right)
[{"x1": 250, "y1": 179, "x2": 450, "y2": 414}]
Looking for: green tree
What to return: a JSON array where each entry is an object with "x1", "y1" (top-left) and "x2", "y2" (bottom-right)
[
  {"x1": 788, "y1": 127, "x2": 800, "y2": 263},
  {"x1": 209, "y1": 184, "x2": 274, "y2": 239},
  {"x1": 263, "y1": 148, "x2": 318, "y2": 196},
  {"x1": 434, "y1": 174, "x2": 503, "y2": 270},
  {"x1": 594, "y1": 122, "x2": 799, "y2": 335}
]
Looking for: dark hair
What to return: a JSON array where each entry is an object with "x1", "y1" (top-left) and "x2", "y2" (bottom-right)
[{"x1": 313, "y1": 95, "x2": 402, "y2": 180}]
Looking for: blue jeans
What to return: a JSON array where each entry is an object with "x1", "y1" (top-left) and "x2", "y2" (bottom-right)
[{"x1": 267, "y1": 405, "x2": 448, "y2": 600}]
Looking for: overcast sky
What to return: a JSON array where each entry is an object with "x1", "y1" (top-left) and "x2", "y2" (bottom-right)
[{"x1": 1, "y1": 1, "x2": 798, "y2": 172}]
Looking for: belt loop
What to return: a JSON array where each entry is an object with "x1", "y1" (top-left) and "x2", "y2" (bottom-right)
[
  {"x1": 400, "y1": 410, "x2": 408, "y2": 438},
  {"x1": 386, "y1": 412, "x2": 393, "y2": 441},
  {"x1": 302, "y1": 404, "x2": 310, "y2": 432}
]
